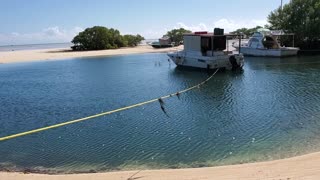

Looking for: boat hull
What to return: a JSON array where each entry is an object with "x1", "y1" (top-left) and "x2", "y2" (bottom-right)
[
  {"x1": 239, "y1": 47, "x2": 299, "y2": 57},
  {"x1": 167, "y1": 51, "x2": 244, "y2": 71},
  {"x1": 152, "y1": 44, "x2": 174, "y2": 48}
]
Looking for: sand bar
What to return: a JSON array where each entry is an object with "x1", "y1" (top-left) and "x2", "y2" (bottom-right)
[
  {"x1": 0, "y1": 45, "x2": 182, "y2": 64},
  {"x1": 1, "y1": 151, "x2": 320, "y2": 180}
]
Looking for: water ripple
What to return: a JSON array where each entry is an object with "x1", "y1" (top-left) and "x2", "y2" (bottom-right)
[{"x1": 1, "y1": 54, "x2": 320, "y2": 173}]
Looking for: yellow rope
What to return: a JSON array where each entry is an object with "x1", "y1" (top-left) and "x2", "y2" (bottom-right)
[{"x1": 0, "y1": 69, "x2": 219, "y2": 142}]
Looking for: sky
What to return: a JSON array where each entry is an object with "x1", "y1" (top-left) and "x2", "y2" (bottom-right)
[{"x1": 0, "y1": 0, "x2": 290, "y2": 45}]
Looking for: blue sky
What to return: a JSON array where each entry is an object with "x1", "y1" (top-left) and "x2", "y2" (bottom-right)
[{"x1": 0, "y1": 0, "x2": 289, "y2": 45}]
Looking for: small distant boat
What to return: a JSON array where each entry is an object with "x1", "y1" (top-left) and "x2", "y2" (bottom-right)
[
  {"x1": 234, "y1": 29, "x2": 299, "y2": 57},
  {"x1": 167, "y1": 28, "x2": 244, "y2": 71},
  {"x1": 151, "y1": 36, "x2": 175, "y2": 48}
]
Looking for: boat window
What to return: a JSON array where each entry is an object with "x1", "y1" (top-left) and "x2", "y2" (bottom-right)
[
  {"x1": 249, "y1": 38, "x2": 259, "y2": 47},
  {"x1": 213, "y1": 36, "x2": 226, "y2": 51},
  {"x1": 250, "y1": 38, "x2": 259, "y2": 43},
  {"x1": 201, "y1": 36, "x2": 226, "y2": 55},
  {"x1": 201, "y1": 37, "x2": 211, "y2": 55},
  {"x1": 262, "y1": 36, "x2": 278, "y2": 49}
]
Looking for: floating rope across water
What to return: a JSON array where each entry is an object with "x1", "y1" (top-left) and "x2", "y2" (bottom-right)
[{"x1": 0, "y1": 69, "x2": 219, "y2": 142}]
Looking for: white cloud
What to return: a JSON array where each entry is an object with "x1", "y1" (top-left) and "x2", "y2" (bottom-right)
[
  {"x1": 142, "y1": 19, "x2": 267, "y2": 39},
  {"x1": 11, "y1": 32, "x2": 20, "y2": 37},
  {"x1": 0, "y1": 19, "x2": 268, "y2": 45},
  {"x1": 214, "y1": 19, "x2": 268, "y2": 32},
  {"x1": 0, "y1": 26, "x2": 84, "y2": 45},
  {"x1": 142, "y1": 28, "x2": 170, "y2": 40},
  {"x1": 43, "y1": 27, "x2": 63, "y2": 36},
  {"x1": 175, "y1": 22, "x2": 208, "y2": 32}
]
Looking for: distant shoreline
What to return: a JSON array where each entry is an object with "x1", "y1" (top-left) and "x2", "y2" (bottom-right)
[
  {"x1": 1, "y1": 151, "x2": 320, "y2": 179},
  {"x1": 0, "y1": 43, "x2": 72, "y2": 52},
  {"x1": 0, "y1": 45, "x2": 183, "y2": 64},
  {"x1": 0, "y1": 42, "x2": 71, "y2": 47}
]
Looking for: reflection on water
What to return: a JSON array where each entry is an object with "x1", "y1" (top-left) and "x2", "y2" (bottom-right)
[{"x1": 0, "y1": 53, "x2": 320, "y2": 173}]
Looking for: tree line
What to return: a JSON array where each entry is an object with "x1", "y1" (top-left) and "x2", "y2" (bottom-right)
[
  {"x1": 268, "y1": 0, "x2": 320, "y2": 49},
  {"x1": 231, "y1": 0, "x2": 320, "y2": 49},
  {"x1": 71, "y1": 26, "x2": 144, "y2": 51},
  {"x1": 230, "y1": 26, "x2": 263, "y2": 38},
  {"x1": 165, "y1": 28, "x2": 192, "y2": 45}
]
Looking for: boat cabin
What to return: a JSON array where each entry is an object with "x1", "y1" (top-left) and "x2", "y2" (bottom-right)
[
  {"x1": 151, "y1": 35, "x2": 174, "y2": 48},
  {"x1": 183, "y1": 29, "x2": 228, "y2": 56},
  {"x1": 159, "y1": 36, "x2": 172, "y2": 46},
  {"x1": 248, "y1": 32, "x2": 280, "y2": 49}
]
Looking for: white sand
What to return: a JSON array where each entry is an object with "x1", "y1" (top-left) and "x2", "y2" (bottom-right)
[
  {"x1": 0, "y1": 45, "x2": 182, "y2": 64},
  {"x1": 1, "y1": 151, "x2": 320, "y2": 180}
]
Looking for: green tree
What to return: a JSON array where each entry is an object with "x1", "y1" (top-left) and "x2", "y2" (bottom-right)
[
  {"x1": 72, "y1": 26, "x2": 111, "y2": 50},
  {"x1": 268, "y1": 0, "x2": 320, "y2": 49},
  {"x1": 123, "y1": 34, "x2": 145, "y2": 47},
  {"x1": 230, "y1": 26, "x2": 263, "y2": 37},
  {"x1": 71, "y1": 26, "x2": 145, "y2": 51},
  {"x1": 165, "y1": 28, "x2": 192, "y2": 45}
]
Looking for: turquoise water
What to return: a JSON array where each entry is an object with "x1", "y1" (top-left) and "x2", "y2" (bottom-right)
[
  {"x1": 1, "y1": 53, "x2": 320, "y2": 173},
  {"x1": 0, "y1": 43, "x2": 72, "y2": 52}
]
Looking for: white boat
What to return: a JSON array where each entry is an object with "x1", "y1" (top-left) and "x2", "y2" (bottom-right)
[
  {"x1": 167, "y1": 29, "x2": 244, "y2": 71},
  {"x1": 234, "y1": 29, "x2": 299, "y2": 57},
  {"x1": 151, "y1": 36, "x2": 175, "y2": 48}
]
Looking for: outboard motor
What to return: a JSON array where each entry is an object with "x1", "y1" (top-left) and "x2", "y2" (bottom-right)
[{"x1": 229, "y1": 55, "x2": 240, "y2": 71}]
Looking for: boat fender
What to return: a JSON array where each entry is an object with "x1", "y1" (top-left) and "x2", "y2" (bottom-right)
[{"x1": 229, "y1": 55, "x2": 239, "y2": 71}]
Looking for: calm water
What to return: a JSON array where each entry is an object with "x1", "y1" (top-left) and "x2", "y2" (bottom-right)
[
  {"x1": 0, "y1": 43, "x2": 72, "y2": 52},
  {"x1": 0, "y1": 40, "x2": 154, "y2": 52},
  {"x1": 1, "y1": 53, "x2": 320, "y2": 173}
]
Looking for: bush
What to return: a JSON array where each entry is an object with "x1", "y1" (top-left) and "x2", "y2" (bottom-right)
[
  {"x1": 165, "y1": 28, "x2": 192, "y2": 45},
  {"x1": 71, "y1": 26, "x2": 145, "y2": 51},
  {"x1": 268, "y1": 0, "x2": 320, "y2": 49},
  {"x1": 123, "y1": 34, "x2": 145, "y2": 47}
]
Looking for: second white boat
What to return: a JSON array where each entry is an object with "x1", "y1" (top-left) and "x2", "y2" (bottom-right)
[{"x1": 234, "y1": 29, "x2": 299, "y2": 57}]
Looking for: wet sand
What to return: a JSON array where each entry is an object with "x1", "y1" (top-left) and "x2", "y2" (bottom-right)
[
  {"x1": 0, "y1": 45, "x2": 182, "y2": 64},
  {"x1": 1, "y1": 151, "x2": 320, "y2": 180}
]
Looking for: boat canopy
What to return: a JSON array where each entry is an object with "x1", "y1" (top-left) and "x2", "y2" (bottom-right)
[{"x1": 256, "y1": 28, "x2": 294, "y2": 36}]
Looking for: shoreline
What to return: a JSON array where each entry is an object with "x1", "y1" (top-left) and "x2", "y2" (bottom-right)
[
  {"x1": 1, "y1": 151, "x2": 320, "y2": 179},
  {"x1": 0, "y1": 45, "x2": 182, "y2": 64}
]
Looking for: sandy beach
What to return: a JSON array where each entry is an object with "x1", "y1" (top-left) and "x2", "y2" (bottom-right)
[
  {"x1": 1, "y1": 151, "x2": 320, "y2": 180},
  {"x1": 0, "y1": 45, "x2": 182, "y2": 64}
]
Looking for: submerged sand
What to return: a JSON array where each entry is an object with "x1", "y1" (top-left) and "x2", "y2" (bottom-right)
[
  {"x1": 0, "y1": 45, "x2": 183, "y2": 64},
  {"x1": 1, "y1": 151, "x2": 320, "y2": 179}
]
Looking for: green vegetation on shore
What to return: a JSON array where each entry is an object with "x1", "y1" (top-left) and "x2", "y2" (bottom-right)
[
  {"x1": 71, "y1": 26, "x2": 144, "y2": 51},
  {"x1": 165, "y1": 28, "x2": 191, "y2": 45},
  {"x1": 230, "y1": 26, "x2": 263, "y2": 37},
  {"x1": 268, "y1": 0, "x2": 320, "y2": 49},
  {"x1": 231, "y1": 0, "x2": 320, "y2": 50}
]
